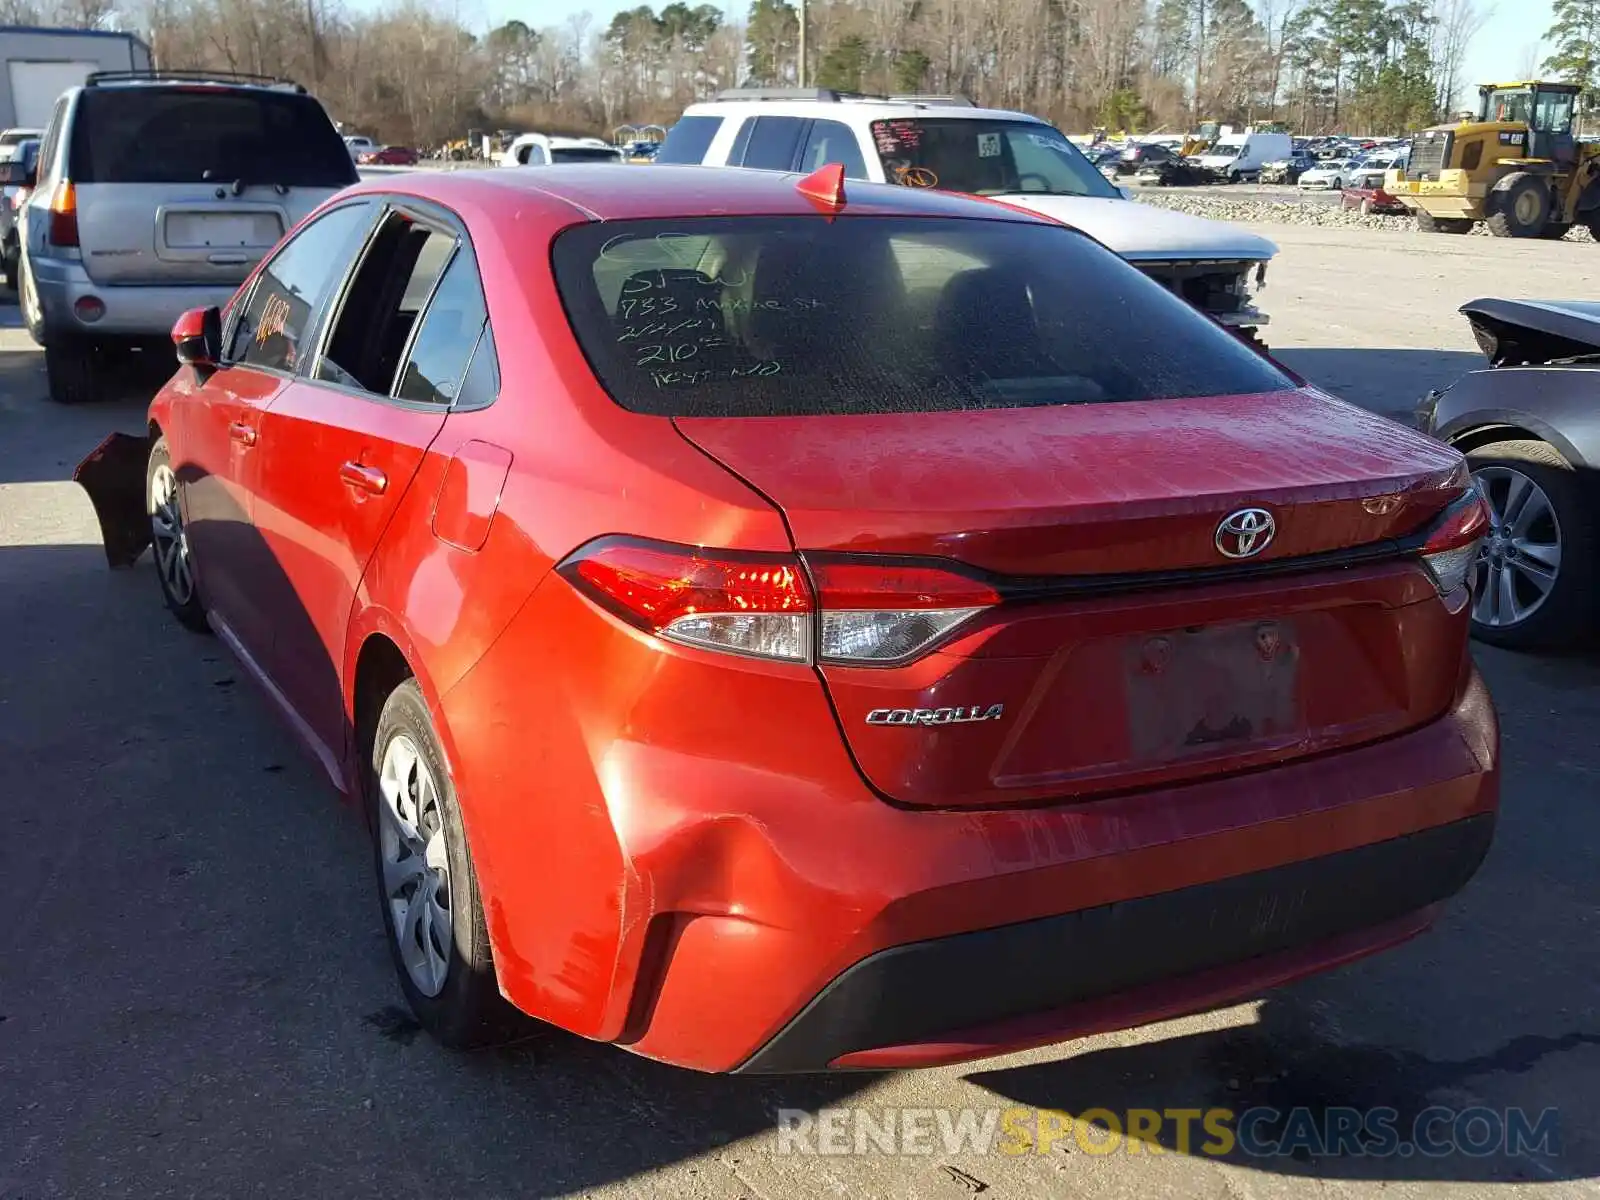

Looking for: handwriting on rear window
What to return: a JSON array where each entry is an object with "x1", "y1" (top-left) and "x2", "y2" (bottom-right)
[
  {"x1": 618, "y1": 295, "x2": 824, "y2": 320},
  {"x1": 651, "y1": 362, "x2": 782, "y2": 388}
]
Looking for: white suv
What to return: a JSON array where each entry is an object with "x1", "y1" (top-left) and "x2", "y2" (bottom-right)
[{"x1": 660, "y1": 89, "x2": 1277, "y2": 346}]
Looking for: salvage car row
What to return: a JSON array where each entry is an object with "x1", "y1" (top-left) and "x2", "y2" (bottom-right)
[{"x1": 12, "y1": 67, "x2": 1596, "y2": 1077}]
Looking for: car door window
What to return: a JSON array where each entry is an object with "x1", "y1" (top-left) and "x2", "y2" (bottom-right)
[
  {"x1": 798, "y1": 119, "x2": 868, "y2": 179},
  {"x1": 738, "y1": 117, "x2": 807, "y2": 171},
  {"x1": 395, "y1": 245, "x2": 490, "y2": 405},
  {"x1": 315, "y1": 209, "x2": 457, "y2": 396},
  {"x1": 228, "y1": 202, "x2": 374, "y2": 372}
]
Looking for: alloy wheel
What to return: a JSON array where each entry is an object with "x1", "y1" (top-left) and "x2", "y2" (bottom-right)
[
  {"x1": 378, "y1": 733, "x2": 454, "y2": 997},
  {"x1": 148, "y1": 462, "x2": 195, "y2": 605},
  {"x1": 1472, "y1": 465, "x2": 1562, "y2": 629}
]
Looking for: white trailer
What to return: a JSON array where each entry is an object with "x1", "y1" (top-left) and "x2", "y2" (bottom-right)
[{"x1": 0, "y1": 25, "x2": 151, "y2": 131}]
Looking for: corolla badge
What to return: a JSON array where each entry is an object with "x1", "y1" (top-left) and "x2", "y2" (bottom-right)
[
  {"x1": 1215, "y1": 507, "x2": 1276, "y2": 559},
  {"x1": 866, "y1": 705, "x2": 1004, "y2": 726}
]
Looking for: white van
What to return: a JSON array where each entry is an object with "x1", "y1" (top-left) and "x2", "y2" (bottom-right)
[
  {"x1": 498, "y1": 133, "x2": 624, "y2": 166},
  {"x1": 1198, "y1": 131, "x2": 1294, "y2": 181}
]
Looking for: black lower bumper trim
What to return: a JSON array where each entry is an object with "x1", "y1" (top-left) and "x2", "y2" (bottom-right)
[{"x1": 736, "y1": 814, "x2": 1495, "y2": 1074}]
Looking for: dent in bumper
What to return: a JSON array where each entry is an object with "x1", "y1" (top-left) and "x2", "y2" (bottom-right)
[{"x1": 618, "y1": 669, "x2": 1497, "y2": 1072}]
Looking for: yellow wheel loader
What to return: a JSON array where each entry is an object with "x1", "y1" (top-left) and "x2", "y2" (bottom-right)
[{"x1": 1387, "y1": 81, "x2": 1600, "y2": 239}]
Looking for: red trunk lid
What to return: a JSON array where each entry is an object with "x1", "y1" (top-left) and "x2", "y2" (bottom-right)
[{"x1": 675, "y1": 389, "x2": 1472, "y2": 809}]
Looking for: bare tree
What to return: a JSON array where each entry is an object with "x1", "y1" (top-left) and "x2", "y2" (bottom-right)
[{"x1": 1431, "y1": 0, "x2": 1494, "y2": 115}]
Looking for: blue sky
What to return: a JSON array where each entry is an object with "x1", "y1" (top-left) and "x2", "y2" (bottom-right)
[{"x1": 516, "y1": 0, "x2": 1548, "y2": 109}]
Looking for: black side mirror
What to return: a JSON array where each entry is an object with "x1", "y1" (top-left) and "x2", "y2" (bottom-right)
[{"x1": 0, "y1": 160, "x2": 29, "y2": 187}]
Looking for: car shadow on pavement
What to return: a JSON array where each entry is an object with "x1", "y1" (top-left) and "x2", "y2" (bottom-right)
[
  {"x1": 967, "y1": 986, "x2": 1596, "y2": 1183},
  {"x1": 1271, "y1": 348, "x2": 1483, "y2": 421}
]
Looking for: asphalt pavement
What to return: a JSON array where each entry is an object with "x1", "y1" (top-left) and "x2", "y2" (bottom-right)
[{"x1": 1, "y1": 229, "x2": 1597, "y2": 1200}]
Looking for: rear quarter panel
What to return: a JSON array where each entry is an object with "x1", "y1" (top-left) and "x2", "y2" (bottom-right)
[
  {"x1": 1433, "y1": 364, "x2": 1600, "y2": 466},
  {"x1": 345, "y1": 196, "x2": 797, "y2": 1033}
]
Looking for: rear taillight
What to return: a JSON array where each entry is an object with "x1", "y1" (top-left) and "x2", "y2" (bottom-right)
[
  {"x1": 809, "y1": 560, "x2": 999, "y2": 663},
  {"x1": 1419, "y1": 486, "x2": 1490, "y2": 597},
  {"x1": 561, "y1": 540, "x2": 813, "y2": 662},
  {"x1": 558, "y1": 539, "x2": 998, "y2": 665},
  {"x1": 48, "y1": 180, "x2": 77, "y2": 247}
]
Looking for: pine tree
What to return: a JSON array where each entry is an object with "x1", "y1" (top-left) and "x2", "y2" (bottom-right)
[
  {"x1": 746, "y1": 0, "x2": 799, "y2": 85},
  {"x1": 1543, "y1": 0, "x2": 1600, "y2": 111}
]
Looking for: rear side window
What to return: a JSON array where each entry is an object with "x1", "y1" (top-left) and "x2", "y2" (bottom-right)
[
  {"x1": 799, "y1": 119, "x2": 868, "y2": 179},
  {"x1": 655, "y1": 116, "x2": 722, "y2": 165},
  {"x1": 737, "y1": 117, "x2": 806, "y2": 171},
  {"x1": 396, "y1": 248, "x2": 489, "y2": 406},
  {"x1": 37, "y1": 96, "x2": 66, "y2": 180},
  {"x1": 551, "y1": 216, "x2": 1292, "y2": 418},
  {"x1": 69, "y1": 88, "x2": 359, "y2": 187}
]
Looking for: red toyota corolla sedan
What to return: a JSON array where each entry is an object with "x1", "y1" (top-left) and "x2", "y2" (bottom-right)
[{"x1": 77, "y1": 163, "x2": 1499, "y2": 1073}]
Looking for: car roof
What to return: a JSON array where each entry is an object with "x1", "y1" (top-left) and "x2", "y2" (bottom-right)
[
  {"x1": 344, "y1": 163, "x2": 1062, "y2": 226},
  {"x1": 75, "y1": 72, "x2": 308, "y2": 96},
  {"x1": 679, "y1": 95, "x2": 1049, "y2": 127}
]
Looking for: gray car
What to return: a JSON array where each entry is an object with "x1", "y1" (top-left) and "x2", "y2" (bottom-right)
[
  {"x1": 13, "y1": 70, "x2": 358, "y2": 404},
  {"x1": 1416, "y1": 297, "x2": 1600, "y2": 650},
  {"x1": 0, "y1": 137, "x2": 39, "y2": 288}
]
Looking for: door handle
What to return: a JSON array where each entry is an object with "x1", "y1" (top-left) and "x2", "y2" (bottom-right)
[
  {"x1": 339, "y1": 461, "x2": 388, "y2": 495},
  {"x1": 229, "y1": 421, "x2": 257, "y2": 446}
]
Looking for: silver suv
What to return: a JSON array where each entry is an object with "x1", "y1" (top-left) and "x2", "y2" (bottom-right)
[{"x1": 16, "y1": 70, "x2": 358, "y2": 404}]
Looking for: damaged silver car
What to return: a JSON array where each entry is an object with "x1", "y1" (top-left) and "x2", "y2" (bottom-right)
[{"x1": 1416, "y1": 298, "x2": 1600, "y2": 650}]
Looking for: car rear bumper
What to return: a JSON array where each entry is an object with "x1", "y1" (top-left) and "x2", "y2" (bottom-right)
[
  {"x1": 29, "y1": 254, "x2": 240, "y2": 340},
  {"x1": 736, "y1": 814, "x2": 1493, "y2": 1072},
  {"x1": 446, "y1": 591, "x2": 1499, "y2": 1075},
  {"x1": 638, "y1": 673, "x2": 1495, "y2": 1073}
]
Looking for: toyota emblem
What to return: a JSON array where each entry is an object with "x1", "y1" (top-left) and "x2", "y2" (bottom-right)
[{"x1": 1215, "y1": 507, "x2": 1276, "y2": 559}]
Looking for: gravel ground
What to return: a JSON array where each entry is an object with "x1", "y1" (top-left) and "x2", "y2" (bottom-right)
[{"x1": 1135, "y1": 188, "x2": 1600, "y2": 239}]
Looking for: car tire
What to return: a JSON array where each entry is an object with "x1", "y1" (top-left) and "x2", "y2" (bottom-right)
[
  {"x1": 1465, "y1": 439, "x2": 1599, "y2": 651},
  {"x1": 1485, "y1": 172, "x2": 1551, "y2": 238},
  {"x1": 368, "y1": 678, "x2": 526, "y2": 1049},
  {"x1": 1540, "y1": 222, "x2": 1572, "y2": 240},
  {"x1": 43, "y1": 338, "x2": 107, "y2": 405},
  {"x1": 146, "y1": 435, "x2": 210, "y2": 633},
  {"x1": 1417, "y1": 210, "x2": 1472, "y2": 234}
]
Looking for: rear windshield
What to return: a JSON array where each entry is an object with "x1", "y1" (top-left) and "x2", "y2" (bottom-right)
[
  {"x1": 70, "y1": 88, "x2": 359, "y2": 187},
  {"x1": 551, "y1": 147, "x2": 623, "y2": 163},
  {"x1": 551, "y1": 215, "x2": 1292, "y2": 418}
]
